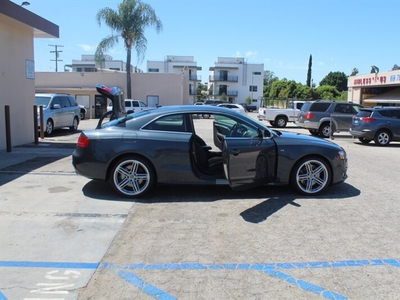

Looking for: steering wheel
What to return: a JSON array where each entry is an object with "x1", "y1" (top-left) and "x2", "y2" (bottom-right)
[{"x1": 230, "y1": 123, "x2": 247, "y2": 137}]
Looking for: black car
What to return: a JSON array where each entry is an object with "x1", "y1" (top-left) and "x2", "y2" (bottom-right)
[
  {"x1": 240, "y1": 103, "x2": 257, "y2": 112},
  {"x1": 350, "y1": 107, "x2": 400, "y2": 146}
]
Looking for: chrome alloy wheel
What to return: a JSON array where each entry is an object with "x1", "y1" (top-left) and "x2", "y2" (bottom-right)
[
  {"x1": 293, "y1": 159, "x2": 329, "y2": 195},
  {"x1": 112, "y1": 158, "x2": 152, "y2": 197}
]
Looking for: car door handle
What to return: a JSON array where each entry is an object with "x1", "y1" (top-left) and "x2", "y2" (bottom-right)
[{"x1": 231, "y1": 149, "x2": 240, "y2": 156}]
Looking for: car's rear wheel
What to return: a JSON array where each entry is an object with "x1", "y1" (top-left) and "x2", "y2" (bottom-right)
[
  {"x1": 45, "y1": 119, "x2": 53, "y2": 136},
  {"x1": 358, "y1": 137, "x2": 371, "y2": 144},
  {"x1": 69, "y1": 117, "x2": 79, "y2": 131},
  {"x1": 318, "y1": 122, "x2": 331, "y2": 138},
  {"x1": 290, "y1": 156, "x2": 331, "y2": 195},
  {"x1": 275, "y1": 116, "x2": 287, "y2": 128},
  {"x1": 80, "y1": 109, "x2": 86, "y2": 120},
  {"x1": 109, "y1": 156, "x2": 156, "y2": 198},
  {"x1": 374, "y1": 130, "x2": 391, "y2": 146}
]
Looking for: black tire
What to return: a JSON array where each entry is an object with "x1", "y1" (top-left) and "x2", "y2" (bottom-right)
[
  {"x1": 69, "y1": 117, "x2": 79, "y2": 131},
  {"x1": 45, "y1": 119, "x2": 53, "y2": 136},
  {"x1": 290, "y1": 156, "x2": 331, "y2": 195},
  {"x1": 374, "y1": 130, "x2": 391, "y2": 146},
  {"x1": 269, "y1": 121, "x2": 275, "y2": 127},
  {"x1": 109, "y1": 156, "x2": 156, "y2": 198},
  {"x1": 318, "y1": 122, "x2": 331, "y2": 138},
  {"x1": 309, "y1": 129, "x2": 319, "y2": 136},
  {"x1": 358, "y1": 138, "x2": 371, "y2": 144},
  {"x1": 275, "y1": 116, "x2": 287, "y2": 128},
  {"x1": 80, "y1": 109, "x2": 86, "y2": 120}
]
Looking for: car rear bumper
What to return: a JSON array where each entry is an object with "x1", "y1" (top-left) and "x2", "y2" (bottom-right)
[
  {"x1": 295, "y1": 120, "x2": 319, "y2": 130},
  {"x1": 349, "y1": 129, "x2": 375, "y2": 139}
]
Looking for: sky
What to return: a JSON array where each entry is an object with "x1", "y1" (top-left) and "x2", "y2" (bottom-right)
[{"x1": 13, "y1": 0, "x2": 400, "y2": 86}]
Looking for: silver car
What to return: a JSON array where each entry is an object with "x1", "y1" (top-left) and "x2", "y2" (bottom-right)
[{"x1": 35, "y1": 93, "x2": 80, "y2": 135}]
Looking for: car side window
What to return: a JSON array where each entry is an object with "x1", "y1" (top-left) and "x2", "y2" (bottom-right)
[
  {"x1": 51, "y1": 97, "x2": 61, "y2": 108},
  {"x1": 60, "y1": 96, "x2": 71, "y2": 108},
  {"x1": 214, "y1": 114, "x2": 259, "y2": 138},
  {"x1": 143, "y1": 114, "x2": 187, "y2": 132},
  {"x1": 335, "y1": 104, "x2": 353, "y2": 114},
  {"x1": 133, "y1": 101, "x2": 139, "y2": 107},
  {"x1": 68, "y1": 96, "x2": 78, "y2": 106},
  {"x1": 125, "y1": 101, "x2": 132, "y2": 107}
]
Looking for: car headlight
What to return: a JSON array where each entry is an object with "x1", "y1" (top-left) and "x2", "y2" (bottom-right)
[{"x1": 338, "y1": 150, "x2": 346, "y2": 160}]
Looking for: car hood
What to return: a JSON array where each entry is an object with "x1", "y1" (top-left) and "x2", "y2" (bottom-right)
[{"x1": 273, "y1": 130, "x2": 341, "y2": 148}]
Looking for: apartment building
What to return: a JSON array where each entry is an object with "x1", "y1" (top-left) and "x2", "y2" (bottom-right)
[
  {"x1": 65, "y1": 54, "x2": 142, "y2": 73},
  {"x1": 147, "y1": 56, "x2": 202, "y2": 104},
  {"x1": 209, "y1": 57, "x2": 264, "y2": 107}
]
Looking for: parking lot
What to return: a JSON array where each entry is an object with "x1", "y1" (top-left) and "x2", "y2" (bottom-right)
[{"x1": 0, "y1": 114, "x2": 399, "y2": 299}]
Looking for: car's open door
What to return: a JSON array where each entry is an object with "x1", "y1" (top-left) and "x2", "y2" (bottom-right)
[{"x1": 222, "y1": 131, "x2": 276, "y2": 191}]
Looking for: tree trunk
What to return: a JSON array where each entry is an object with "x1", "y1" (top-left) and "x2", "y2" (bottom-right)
[{"x1": 126, "y1": 48, "x2": 132, "y2": 99}]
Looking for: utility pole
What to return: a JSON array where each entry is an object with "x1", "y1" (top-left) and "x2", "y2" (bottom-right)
[{"x1": 49, "y1": 44, "x2": 63, "y2": 72}]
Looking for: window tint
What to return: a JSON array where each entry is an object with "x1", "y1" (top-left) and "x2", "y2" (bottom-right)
[
  {"x1": 125, "y1": 101, "x2": 132, "y2": 107},
  {"x1": 132, "y1": 101, "x2": 139, "y2": 107},
  {"x1": 60, "y1": 96, "x2": 71, "y2": 108},
  {"x1": 68, "y1": 96, "x2": 78, "y2": 106},
  {"x1": 143, "y1": 114, "x2": 186, "y2": 132},
  {"x1": 335, "y1": 104, "x2": 353, "y2": 114},
  {"x1": 300, "y1": 102, "x2": 312, "y2": 111},
  {"x1": 51, "y1": 97, "x2": 61, "y2": 108},
  {"x1": 310, "y1": 102, "x2": 331, "y2": 112},
  {"x1": 357, "y1": 110, "x2": 373, "y2": 118}
]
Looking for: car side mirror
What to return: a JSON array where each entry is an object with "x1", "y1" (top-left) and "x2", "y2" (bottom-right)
[
  {"x1": 52, "y1": 103, "x2": 61, "y2": 109},
  {"x1": 263, "y1": 129, "x2": 272, "y2": 138}
]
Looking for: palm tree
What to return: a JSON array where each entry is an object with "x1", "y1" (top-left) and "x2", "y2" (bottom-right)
[{"x1": 95, "y1": 0, "x2": 162, "y2": 98}]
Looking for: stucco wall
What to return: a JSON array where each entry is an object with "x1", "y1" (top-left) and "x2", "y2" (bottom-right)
[
  {"x1": 35, "y1": 71, "x2": 189, "y2": 118},
  {"x1": 0, "y1": 19, "x2": 35, "y2": 150}
]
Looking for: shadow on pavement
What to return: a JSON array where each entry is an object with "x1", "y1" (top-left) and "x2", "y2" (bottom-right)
[{"x1": 82, "y1": 180, "x2": 360, "y2": 223}]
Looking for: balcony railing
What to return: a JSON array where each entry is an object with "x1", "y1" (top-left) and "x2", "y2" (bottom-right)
[
  {"x1": 209, "y1": 90, "x2": 238, "y2": 96},
  {"x1": 189, "y1": 75, "x2": 201, "y2": 81},
  {"x1": 209, "y1": 75, "x2": 238, "y2": 82}
]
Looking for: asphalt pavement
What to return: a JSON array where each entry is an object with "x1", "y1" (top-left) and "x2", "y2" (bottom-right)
[{"x1": 1, "y1": 115, "x2": 400, "y2": 299}]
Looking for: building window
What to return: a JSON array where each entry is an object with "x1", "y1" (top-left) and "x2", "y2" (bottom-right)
[
  {"x1": 249, "y1": 86, "x2": 257, "y2": 92},
  {"x1": 148, "y1": 68, "x2": 159, "y2": 72}
]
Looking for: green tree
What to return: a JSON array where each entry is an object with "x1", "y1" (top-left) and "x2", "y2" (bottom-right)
[
  {"x1": 319, "y1": 71, "x2": 348, "y2": 92},
  {"x1": 293, "y1": 83, "x2": 313, "y2": 100},
  {"x1": 315, "y1": 85, "x2": 341, "y2": 100},
  {"x1": 306, "y1": 54, "x2": 312, "y2": 87},
  {"x1": 245, "y1": 95, "x2": 252, "y2": 105},
  {"x1": 95, "y1": 0, "x2": 163, "y2": 98},
  {"x1": 196, "y1": 82, "x2": 207, "y2": 101}
]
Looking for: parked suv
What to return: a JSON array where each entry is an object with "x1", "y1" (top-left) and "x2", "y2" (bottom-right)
[
  {"x1": 35, "y1": 93, "x2": 80, "y2": 136},
  {"x1": 350, "y1": 107, "x2": 400, "y2": 146},
  {"x1": 295, "y1": 100, "x2": 363, "y2": 138}
]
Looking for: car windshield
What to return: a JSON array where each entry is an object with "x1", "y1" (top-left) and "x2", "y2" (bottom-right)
[{"x1": 35, "y1": 96, "x2": 51, "y2": 108}]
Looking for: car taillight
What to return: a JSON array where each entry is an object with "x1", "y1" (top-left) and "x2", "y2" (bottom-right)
[
  {"x1": 361, "y1": 117, "x2": 376, "y2": 123},
  {"x1": 305, "y1": 112, "x2": 314, "y2": 120},
  {"x1": 77, "y1": 135, "x2": 90, "y2": 148}
]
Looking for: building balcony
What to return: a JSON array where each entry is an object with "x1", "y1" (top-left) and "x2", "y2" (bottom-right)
[
  {"x1": 209, "y1": 75, "x2": 238, "y2": 82},
  {"x1": 189, "y1": 75, "x2": 201, "y2": 81},
  {"x1": 209, "y1": 90, "x2": 238, "y2": 96}
]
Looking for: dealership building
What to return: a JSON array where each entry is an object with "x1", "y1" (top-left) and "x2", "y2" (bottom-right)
[{"x1": 348, "y1": 69, "x2": 400, "y2": 107}]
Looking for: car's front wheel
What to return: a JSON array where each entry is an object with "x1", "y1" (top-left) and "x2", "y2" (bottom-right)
[
  {"x1": 358, "y1": 137, "x2": 371, "y2": 144},
  {"x1": 290, "y1": 156, "x2": 331, "y2": 195},
  {"x1": 374, "y1": 130, "x2": 391, "y2": 146},
  {"x1": 309, "y1": 129, "x2": 319, "y2": 136},
  {"x1": 80, "y1": 109, "x2": 86, "y2": 120},
  {"x1": 109, "y1": 156, "x2": 156, "y2": 198}
]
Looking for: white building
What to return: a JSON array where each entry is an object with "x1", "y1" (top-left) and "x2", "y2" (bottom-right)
[
  {"x1": 147, "y1": 55, "x2": 202, "y2": 104},
  {"x1": 208, "y1": 57, "x2": 264, "y2": 107},
  {"x1": 65, "y1": 54, "x2": 142, "y2": 73}
]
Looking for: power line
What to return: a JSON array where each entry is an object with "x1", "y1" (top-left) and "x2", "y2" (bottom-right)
[{"x1": 49, "y1": 44, "x2": 63, "y2": 72}]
